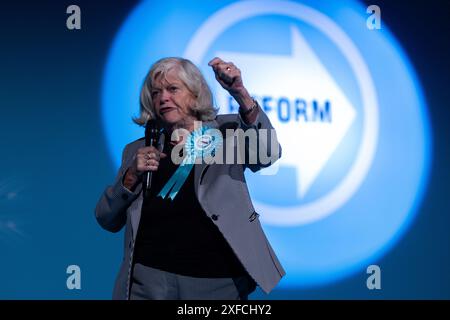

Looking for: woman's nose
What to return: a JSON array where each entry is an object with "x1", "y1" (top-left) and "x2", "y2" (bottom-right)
[{"x1": 160, "y1": 89, "x2": 170, "y2": 102}]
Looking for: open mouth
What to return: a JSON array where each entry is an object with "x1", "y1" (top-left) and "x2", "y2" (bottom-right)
[{"x1": 160, "y1": 107, "x2": 176, "y2": 115}]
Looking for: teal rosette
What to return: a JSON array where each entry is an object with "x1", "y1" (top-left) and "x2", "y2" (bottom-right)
[{"x1": 158, "y1": 126, "x2": 222, "y2": 200}]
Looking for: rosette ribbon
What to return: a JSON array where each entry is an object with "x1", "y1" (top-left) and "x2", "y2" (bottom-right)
[{"x1": 158, "y1": 126, "x2": 222, "y2": 200}]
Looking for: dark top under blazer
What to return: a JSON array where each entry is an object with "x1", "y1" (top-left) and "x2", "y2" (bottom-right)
[
  {"x1": 134, "y1": 137, "x2": 247, "y2": 277},
  {"x1": 95, "y1": 111, "x2": 286, "y2": 299}
]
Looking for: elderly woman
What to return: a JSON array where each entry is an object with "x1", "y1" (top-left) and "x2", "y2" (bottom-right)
[{"x1": 95, "y1": 57, "x2": 285, "y2": 300}]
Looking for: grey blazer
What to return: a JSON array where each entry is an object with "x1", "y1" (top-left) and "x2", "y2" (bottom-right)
[{"x1": 95, "y1": 110, "x2": 286, "y2": 299}]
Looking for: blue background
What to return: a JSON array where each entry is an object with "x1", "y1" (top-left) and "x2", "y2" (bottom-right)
[{"x1": 0, "y1": 0, "x2": 449, "y2": 299}]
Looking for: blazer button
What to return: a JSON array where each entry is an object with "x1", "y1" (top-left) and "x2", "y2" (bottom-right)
[
  {"x1": 211, "y1": 214, "x2": 219, "y2": 221},
  {"x1": 121, "y1": 193, "x2": 129, "y2": 201}
]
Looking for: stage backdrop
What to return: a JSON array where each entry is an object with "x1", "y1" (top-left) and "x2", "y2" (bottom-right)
[{"x1": 0, "y1": 0, "x2": 449, "y2": 299}]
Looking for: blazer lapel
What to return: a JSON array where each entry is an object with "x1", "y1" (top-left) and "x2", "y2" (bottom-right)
[{"x1": 194, "y1": 119, "x2": 219, "y2": 200}]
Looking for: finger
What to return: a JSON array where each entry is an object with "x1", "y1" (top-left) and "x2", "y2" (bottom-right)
[
  {"x1": 222, "y1": 61, "x2": 236, "y2": 69},
  {"x1": 220, "y1": 70, "x2": 236, "y2": 85},
  {"x1": 137, "y1": 148, "x2": 152, "y2": 158},
  {"x1": 208, "y1": 57, "x2": 224, "y2": 67},
  {"x1": 138, "y1": 159, "x2": 159, "y2": 171},
  {"x1": 145, "y1": 159, "x2": 159, "y2": 171},
  {"x1": 224, "y1": 63, "x2": 236, "y2": 71},
  {"x1": 138, "y1": 164, "x2": 158, "y2": 172},
  {"x1": 146, "y1": 159, "x2": 159, "y2": 167},
  {"x1": 214, "y1": 72, "x2": 230, "y2": 88},
  {"x1": 154, "y1": 149, "x2": 166, "y2": 157},
  {"x1": 211, "y1": 61, "x2": 233, "y2": 75},
  {"x1": 211, "y1": 62, "x2": 232, "y2": 77},
  {"x1": 214, "y1": 61, "x2": 231, "y2": 72},
  {"x1": 160, "y1": 152, "x2": 168, "y2": 158},
  {"x1": 230, "y1": 69, "x2": 242, "y2": 81},
  {"x1": 210, "y1": 63, "x2": 223, "y2": 74},
  {"x1": 219, "y1": 64, "x2": 239, "y2": 82},
  {"x1": 142, "y1": 151, "x2": 160, "y2": 161}
]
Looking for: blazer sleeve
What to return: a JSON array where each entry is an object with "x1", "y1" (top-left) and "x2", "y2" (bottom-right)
[
  {"x1": 237, "y1": 109, "x2": 282, "y2": 172},
  {"x1": 94, "y1": 143, "x2": 142, "y2": 233}
]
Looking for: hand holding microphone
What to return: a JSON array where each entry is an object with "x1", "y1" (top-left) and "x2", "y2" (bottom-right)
[
  {"x1": 143, "y1": 119, "x2": 164, "y2": 196},
  {"x1": 123, "y1": 119, "x2": 166, "y2": 194},
  {"x1": 123, "y1": 146, "x2": 167, "y2": 192},
  {"x1": 136, "y1": 146, "x2": 167, "y2": 173}
]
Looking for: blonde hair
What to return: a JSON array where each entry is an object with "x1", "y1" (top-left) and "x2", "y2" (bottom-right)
[{"x1": 133, "y1": 57, "x2": 218, "y2": 126}]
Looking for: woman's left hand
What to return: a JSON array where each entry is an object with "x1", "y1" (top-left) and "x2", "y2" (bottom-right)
[{"x1": 208, "y1": 57, "x2": 248, "y2": 98}]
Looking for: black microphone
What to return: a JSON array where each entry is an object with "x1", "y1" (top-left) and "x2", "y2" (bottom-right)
[{"x1": 143, "y1": 119, "x2": 161, "y2": 197}]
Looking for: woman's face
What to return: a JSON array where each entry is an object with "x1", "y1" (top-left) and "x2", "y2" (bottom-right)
[{"x1": 151, "y1": 68, "x2": 196, "y2": 127}]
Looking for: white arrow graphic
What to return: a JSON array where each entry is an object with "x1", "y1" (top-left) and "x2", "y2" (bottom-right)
[{"x1": 215, "y1": 25, "x2": 356, "y2": 198}]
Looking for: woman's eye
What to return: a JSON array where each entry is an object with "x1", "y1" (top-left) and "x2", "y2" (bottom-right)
[
  {"x1": 151, "y1": 91, "x2": 159, "y2": 97},
  {"x1": 169, "y1": 86, "x2": 178, "y2": 92}
]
